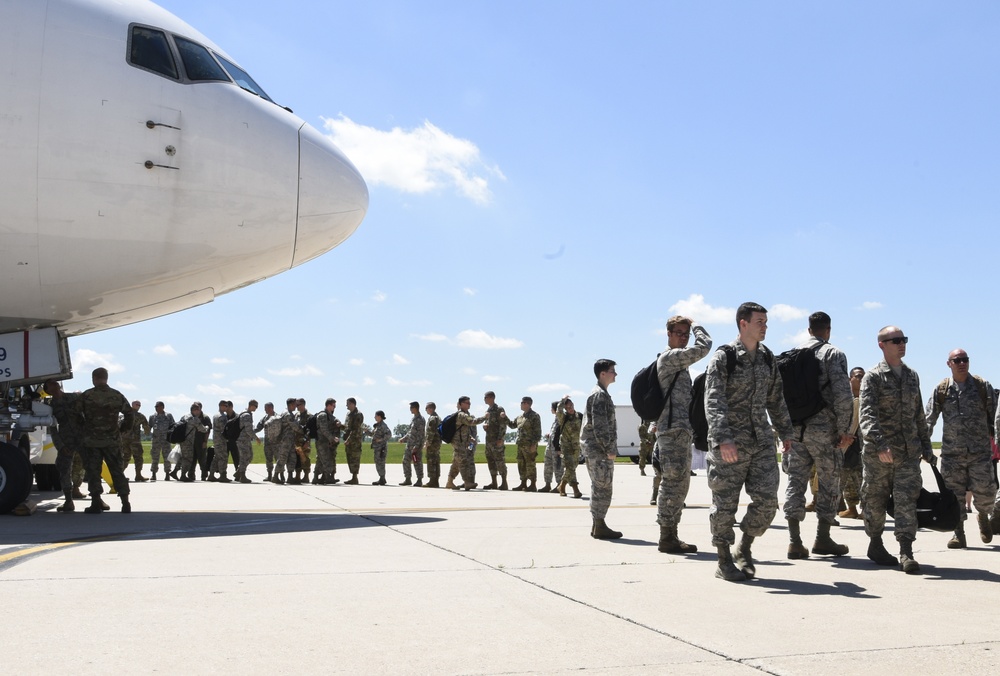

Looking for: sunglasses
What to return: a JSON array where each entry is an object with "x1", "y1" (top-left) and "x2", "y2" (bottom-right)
[
  {"x1": 881, "y1": 337, "x2": 908, "y2": 345},
  {"x1": 950, "y1": 357, "x2": 970, "y2": 364}
]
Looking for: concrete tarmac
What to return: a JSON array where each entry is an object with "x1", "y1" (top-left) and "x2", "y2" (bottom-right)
[{"x1": 3, "y1": 461, "x2": 999, "y2": 675}]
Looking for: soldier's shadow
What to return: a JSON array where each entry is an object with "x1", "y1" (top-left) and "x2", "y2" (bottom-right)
[
  {"x1": 919, "y1": 564, "x2": 1000, "y2": 583},
  {"x1": 750, "y1": 577, "x2": 879, "y2": 599}
]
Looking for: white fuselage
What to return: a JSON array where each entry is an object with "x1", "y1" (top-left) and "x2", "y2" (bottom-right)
[{"x1": 0, "y1": 0, "x2": 368, "y2": 337}]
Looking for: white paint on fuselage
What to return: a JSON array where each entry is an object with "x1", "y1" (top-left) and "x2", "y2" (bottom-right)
[{"x1": 0, "y1": 0, "x2": 368, "y2": 336}]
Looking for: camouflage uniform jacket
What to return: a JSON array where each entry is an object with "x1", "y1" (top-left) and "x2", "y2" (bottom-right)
[
  {"x1": 371, "y1": 420, "x2": 391, "y2": 452},
  {"x1": 293, "y1": 409, "x2": 309, "y2": 444},
  {"x1": 556, "y1": 407, "x2": 583, "y2": 455},
  {"x1": 926, "y1": 375, "x2": 995, "y2": 456},
  {"x1": 479, "y1": 403, "x2": 507, "y2": 444},
  {"x1": 860, "y1": 360, "x2": 932, "y2": 461},
  {"x1": 80, "y1": 383, "x2": 134, "y2": 447},
  {"x1": 705, "y1": 339, "x2": 793, "y2": 451},
  {"x1": 149, "y1": 412, "x2": 175, "y2": 440},
  {"x1": 549, "y1": 418, "x2": 562, "y2": 451},
  {"x1": 453, "y1": 411, "x2": 477, "y2": 449},
  {"x1": 638, "y1": 421, "x2": 654, "y2": 450},
  {"x1": 125, "y1": 411, "x2": 151, "y2": 442},
  {"x1": 344, "y1": 409, "x2": 364, "y2": 445},
  {"x1": 400, "y1": 412, "x2": 425, "y2": 450},
  {"x1": 50, "y1": 392, "x2": 84, "y2": 450},
  {"x1": 179, "y1": 413, "x2": 209, "y2": 444},
  {"x1": 506, "y1": 409, "x2": 541, "y2": 447},
  {"x1": 278, "y1": 409, "x2": 297, "y2": 442},
  {"x1": 254, "y1": 413, "x2": 279, "y2": 440},
  {"x1": 581, "y1": 383, "x2": 617, "y2": 457},
  {"x1": 212, "y1": 413, "x2": 228, "y2": 447},
  {"x1": 795, "y1": 337, "x2": 854, "y2": 436},
  {"x1": 316, "y1": 411, "x2": 342, "y2": 445},
  {"x1": 425, "y1": 413, "x2": 442, "y2": 451},
  {"x1": 656, "y1": 324, "x2": 712, "y2": 431},
  {"x1": 238, "y1": 410, "x2": 254, "y2": 442}
]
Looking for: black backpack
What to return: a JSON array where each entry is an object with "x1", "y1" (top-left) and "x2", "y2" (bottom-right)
[
  {"x1": 887, "y1": 463, "x2": 960, "y2": 532},
  {"x1": 167, "y1": 421, "x2": 187, "y2": 444},
  {"x1": 631, "y1": 356, "x2": 683, "y2": 422},
  {"x1": 439, "y1": 413, "x2": 459, "y2": 443},
  {"x1": 776, "y1": 343, "x2": 826, "y2": 424},
  {"x1": 550, "y1": 421, "x2": 562, "y2": 452},
  {"x1": 223, "y1": 415, "x2": 242, "y2": 442},
  {"x1": 305, "y1": 413, "x2": 319, "y2": 440},
  {"x1": 690, "y1": 345, "x2": 772, "y2": 451}
]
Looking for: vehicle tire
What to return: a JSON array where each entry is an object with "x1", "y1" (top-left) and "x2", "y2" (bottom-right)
[
  {"x1": 629, "y1": 456, "x2": 639, "y2": 464},
  {"x1": 34, "y1": 464, "x2": 60, "y2": 492},
  {"x1": 0, "y1": 441, "x2": 33, "y2": 513}
]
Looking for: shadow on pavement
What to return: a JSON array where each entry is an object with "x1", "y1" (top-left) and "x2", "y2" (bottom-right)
[{"x1": 751, "y1": 578, "x2": 879, "y2": 599}]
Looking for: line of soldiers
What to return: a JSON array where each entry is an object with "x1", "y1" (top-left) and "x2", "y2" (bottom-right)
[{"x1": 628, "y1": 304, "x2": 1000, "y2": 582}]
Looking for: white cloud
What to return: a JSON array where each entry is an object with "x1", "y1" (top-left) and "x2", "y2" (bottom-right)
[
  {"x1": 160, "y1": 394, "x2": 195, "y2": 411},
  {"x1": 372, "y1": 290, "x2": 387, "y2": 303},
  {"x1": 267, "y1": 365, "x2": 324, "y2": 377},
  {"x1": 73, "y1": 348, "x2": 125, "y2": 374},
  {"x1": 668, "y1": 294, "x2": 736, "y2": 325},
  {"x1": 463, "y1": 287, "x2": 477, "y2": 296},
  {"x1": 770, "y1": 304, "x2": 808, "y2": 322},
  {"x1": 413, "y1": 333, "x2": 448, "y2": 342},
  {"x1": 455, "y1": 329, "x2": 524, "y2": 350},
  {"x1": 392, "y1": 353, "x2": 410, "y2": 365},
  {"x1": 528, "y1": 383, "x2": 571, "y2": 393},
  {"x1": 153, "y1": 344, "x2": 177, "y2": 356},
  {"x1": 233, "y1": 377, "x2": 274, "y2": 388},
  {"x1": 860, "y1": 301, "x2": 883, "y2": 310},
  {"x1": 781, "y1": 329, "x2": 812, "y2": 347},
  {"x1": 483, "y1": 374, "x2": 507, "y2": 382},
  {"x1": 197, "y1": 383, "x2": 234, "y2": 396},
  {"x1": 322, "y1": 115, "x2": 504, "y2": 205},
  {"x1": 116, "y1": 381, "x2": 138, "y2": 392},
  {"x1": 349, "y1": 358, "x2": 364, "y2": 366},
  {"x1": 386, "y1": 376, "x2": 403, "y2": 386},
  {"x1": 211, "y1": 373, "x2": 225, "y2": 380},
  {"x1": 211, "y1": 357, "x2": 232, "y2": 365},
  {"x1": 387, "y1": 376, "x2": 432, "y2": 387},
  {"x1": 462, "y1": 367, "x2": 478, "y2": 376},
  {"x1": 362, "y1": 377, "x2": 376, "y2": 386}
]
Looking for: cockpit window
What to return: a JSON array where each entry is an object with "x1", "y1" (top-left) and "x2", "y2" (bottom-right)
[
  {"x1": 215, "y1": 54, "x2": 273, "y2": 102},
  {"x1": 174, "y1": 36, "x2": 229, "y2": 82},
  {"x1": 129, "y1": 26, "x2": 178, "y2": 79}
]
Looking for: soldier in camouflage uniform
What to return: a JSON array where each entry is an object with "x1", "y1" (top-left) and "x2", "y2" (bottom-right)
[
  {"x1": 424, "y1": 402, "x2": 443, "y2": 488},
  {"x1": 148, "y1": 401, "x2": 175, "y2": 481},
  {"x1": 556, "y1": 396, "x2": 583, "y2": 497},
  {"x1": 371, "y1": 410, "x2": 391, "y2": 485},
  {"x1": 45, "y1": 379, "x2": 84, "y2": 512},
  {"x1": 209, "y1": 400, "x2": 231, "y2": 482},
  {"x1": 925, "y1": 348, "x2": 997, "y2": 548},
  {"x1": 638, "y1": 419, "x2": 654, "y2": 476},
  {"x1": 78, "y1": 368, "x2": 135, "y2": 513},
  {"x1": 838, "y1": 368, "x2": 865, "y2": 519},
  {"x1": 254, "y1": 402, "x2": 280, "y2": 481},
  {"x1": 705, "y1": 303, "x2": 793, "y2": 581},
  {"x1": 177, "y1": 402, "x2": 210, "y2": 482},
  {"x1": 540, "y1": 401, "x2": 563, "y2": 492},
  {"x1": 314, "y1": 398, "x2": 342, "y2": 485},
  {"x1": 293, "y1": 398, "x2": 312, "y2": 484},
  {"x1": 583, "y1": 359, "x2": 620, "y2": 539},
  {"x1": 505, "y1": 396, "x2": 542, "y2": 491},
  {"x1": 446, "y1": 397, "x2": 478, "y2": 490},
  {"x1": 655, "y1": 318, "x2": 712, "y2": 555},
  {"x1": 120, "y1": 401, "x2": 151, "y2": 482},
  {"x1": 859, "y1": 326, "x2": 934, "y2": 574},
  {"x1": 234, "y1": 400, "x2": 258, "y2": 484},
  {"x1": 398, "y1": 401, "x2": 425, "y2": 486},
  {"x1": 343, "y1": 398, "x2": 364, "y2": 485},
  {"x1": 478, "y1": 391, "x2": 509, "y2": 490},
  {"x1": 782, "y1": 312, "x2": 855, "y2": 561},
  {"x1": 272, "y1": 398, "x2": 298, "y2": 484}
]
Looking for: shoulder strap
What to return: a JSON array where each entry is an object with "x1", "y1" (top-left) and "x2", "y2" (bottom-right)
[
  {"x1": 720, "y1": 344, "x2": 737, "y2": 377},
  {"x1": 664, "y1": 370, "x2": 682, "y2": 427},
  {"x1": 935, "y1": 378, "x2": 950, "y2": 413}
]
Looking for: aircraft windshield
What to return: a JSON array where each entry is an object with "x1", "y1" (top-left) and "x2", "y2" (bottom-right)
[
  {"x1": 215, "y1": 54, "x2": 273, "y2": 103},
  {"x1": 175, "y1": 36, "x2": 229, "y2": 82}
]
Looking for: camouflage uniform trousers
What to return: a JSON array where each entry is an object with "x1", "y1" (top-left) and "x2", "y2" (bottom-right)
[
  {"x1": 585, "y1": 451, "x2": 615, "y2": 519},
  {"x1": 121, "y1": 437, "x2": 144, "y2": 472},
  {"x1": 212, "y1": 442, "x2": 232, "y2": 475},
  {"x1": 83, "y1": 443, "x2": 130, "y2": 499},
  {"x1": 297, "y1": 439, "x2": 312, "y2": 476},
  {"x1": 655, "y1": 428, "x2": 693, "y2": 529},
  {"x1": 150, "y1": 434, "x2": 172, "y2": 474},
  {"x1": 639, "y1": 442, "x2": 652, "y2": 472},
  {"x1": 841, "y1": 464, "x2": 862, "y2": 506},
  {"x1": 374, "y1": 446, "x2": 388, "y2": 480},
  {"x1": 314, "y1": 439, "x2": 335, "y2": 480},
  {"x1": 861, "y1": 452, "x2": 922, "y2": 543},
  {"x1": 484, "y1": 439, "x2": 508, "y2": 479},
  {"x1": 345, "y1": 441, "x2": 362, "y2": 475},
  {"x1": 782, "y1": 426, "x2": 843, "y2": 525},
  {"x1": 402, "y1": 443, "x2": 423, "y2": 481},
  {"x1": 179, "y1": 440, "x2": 198, "y2": 474},
  {"x1": 237, "y1": 438, "x2": 253, "y2": 475},
  {"x1": 425, "y1": 443, "x2": 442, "y2": 482},
  {"x1": 447, "y1": 445, "x2": 475, "y2": 484},
  {"x1": 54, "y1": 435, "x2": 81, "y2": 492},
  {"x1": 275, "y1": 437, "x2": 297, "y2": 478},
  {"x1": 516, "y1": 443, "x2": 538, "y2": 482},
  {"x1": 707, "y1": 441, "x2": 779, "y2": 547},
  {"x1": 543, "y1": 446, "x2": 563, "y2": 484},
  {"x1": 941, "y1": 450, "x2": 997, "y2": 522},
  {"x1": 262, "y1": 439, "x2": 277, "y2": 476},
  {"x1": 560, "y1": 448, "x2": 579, "y2": 485}
]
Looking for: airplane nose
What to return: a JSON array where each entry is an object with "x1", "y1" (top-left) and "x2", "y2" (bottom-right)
[{"x1": 294, "y1": 123, "x2": 369, "y2": 267}]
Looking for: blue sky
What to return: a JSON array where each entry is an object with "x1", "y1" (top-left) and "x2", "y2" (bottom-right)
[{"x1": 67, "y1": 1, "x2": 1000, "y2": 436}]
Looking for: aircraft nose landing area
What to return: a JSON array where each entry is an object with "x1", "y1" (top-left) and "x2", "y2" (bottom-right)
[{"x1": 3, "y1": 465, "x2": 999, "y2": 675}]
